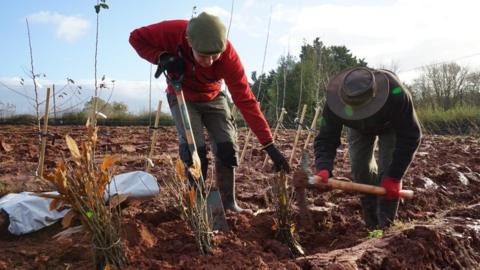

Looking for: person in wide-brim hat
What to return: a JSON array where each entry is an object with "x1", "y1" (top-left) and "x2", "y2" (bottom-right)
[
  {"x1": 326, "y1": 66, "x2": 390, "y2": 121},
  {"x1": 299, "y1": 66, "x2": 422, "y2": 230}
]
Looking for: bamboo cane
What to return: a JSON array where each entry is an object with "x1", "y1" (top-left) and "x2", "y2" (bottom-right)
[
  {"x1": 91, "y1": 96, "x2": 98, "y2": 128},
  {"x1": 289, "y1": 104, "x2": 307, "y2": 165},
  {"x1": 303, "y1": 105, "x2": 321, "y2": 151},
  {"x1": 262, "y1": 108, "x2": 287, "y2": 169},
  {"x1": 146, "y1": 100, "x2": 162, "y2": 172},
  {"x1": 238, "y1": 101, "x2": 261, "y2": 167},
  {"x1": 37, "y1": 87, "x2": 51, "y2": 178},
  {"x1": 238, "y1": 128, "x2": 252, "y2": 166}
]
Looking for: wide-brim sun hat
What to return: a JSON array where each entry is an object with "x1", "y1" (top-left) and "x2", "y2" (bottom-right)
[{"x1": 326, "y1": 67, "x2": 390, "y2": 120}]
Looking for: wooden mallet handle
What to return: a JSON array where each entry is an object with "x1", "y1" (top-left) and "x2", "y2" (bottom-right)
[{"x1": 309, "y1": 176, "x2": 414, "y2": 199}]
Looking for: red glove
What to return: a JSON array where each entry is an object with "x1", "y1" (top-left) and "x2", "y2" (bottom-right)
[
  {"x1": 316, "y1": 169, "x2": 330, "y2": 184},
  {"x1": 381, "y1": 176, "x2": 401, "y2": 200}
]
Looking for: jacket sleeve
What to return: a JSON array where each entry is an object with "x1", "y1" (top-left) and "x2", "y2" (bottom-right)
[
  {"x1": 387, "y1": 89, "x2": 422, "y2": 179},
  {"x1": 129, "y1": 20, "x2": 185, "y2": 64},
  {"x1": 221, "y1": 43, "x2": 273, "y2": 145},
  {"x1": 314, "y1": 106, "x2": 343, "y2": 173}
]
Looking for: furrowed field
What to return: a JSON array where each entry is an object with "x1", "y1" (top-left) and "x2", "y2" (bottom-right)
[{"x1": 1, "y1": 125, "x2": 479, "y2": 269}]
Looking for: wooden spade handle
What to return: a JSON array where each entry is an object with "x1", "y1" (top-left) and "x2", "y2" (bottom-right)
[{"x1": 309, "y1": 176, "x2": 414, "y2": 199}]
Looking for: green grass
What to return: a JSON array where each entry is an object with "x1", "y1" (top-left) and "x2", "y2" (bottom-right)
[
  {"x1": 368, "y1": 229, "x2": 384, "y2": 239},
  {"x1": 416, "y1": 105, "x2": 480, "y2": 135},
  {"x1": 417, "y1": 105, "x2": 480, "y2": 121}
]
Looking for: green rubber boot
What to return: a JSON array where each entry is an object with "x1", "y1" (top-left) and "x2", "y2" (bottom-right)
[{"x1": 215, "y1": 161, "x2": 249, "y2": 213}]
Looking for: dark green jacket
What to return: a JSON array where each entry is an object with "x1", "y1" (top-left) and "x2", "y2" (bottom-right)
[{"x1": 314, "y1": 72, "x2": 422, "y2": 179}]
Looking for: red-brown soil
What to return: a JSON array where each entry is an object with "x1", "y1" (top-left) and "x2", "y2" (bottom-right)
[{"x1": 0, "y1": 125, "x2": 479, "y2": 269}]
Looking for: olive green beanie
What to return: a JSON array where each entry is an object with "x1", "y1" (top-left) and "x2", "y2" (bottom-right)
[{"x1": 187, "y1": 12, "x2": 227, "y2": 55}]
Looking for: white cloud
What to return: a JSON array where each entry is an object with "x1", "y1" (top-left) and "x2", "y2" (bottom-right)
[
  {"x1": 267, "y1": 0, "x2": 480, "y2": 81},
  {"x1": 27, "y1": 11, "x2": 90, "y2": 42}
]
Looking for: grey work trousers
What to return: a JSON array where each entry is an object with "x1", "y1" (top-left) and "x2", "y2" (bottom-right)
[{"x1": 167, "y1": 92, "x2": 239, "y2": 178}]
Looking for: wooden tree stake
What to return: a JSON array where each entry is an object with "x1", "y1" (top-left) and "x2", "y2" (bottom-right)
[
  {"x1": 303, "y1": 105, "x2": 322, "y2": 151},
  {"x1": 238, "y1": 129, "x2": 252, "y2": 166},
  {"x1": 37, "y1": 87, "x2": 51, "y2": 178},
  {"x1": 262, "y1": 108, "x2": 287, "y2": 169},
  {"x1": 146, "y1": 100, "x2": 162, "y2": 172},
  {"x1": 289, "y1": 104, "x2": 307, "y2": 166}
]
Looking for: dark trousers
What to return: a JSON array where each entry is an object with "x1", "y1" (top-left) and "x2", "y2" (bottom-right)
[{"x1": 347, "y1": 127, "x2": 400, "y2": 229}]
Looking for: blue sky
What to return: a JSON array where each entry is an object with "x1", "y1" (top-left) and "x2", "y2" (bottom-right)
[{"x1": 2, "y1": 0, "x2": 480, "y2": 115}]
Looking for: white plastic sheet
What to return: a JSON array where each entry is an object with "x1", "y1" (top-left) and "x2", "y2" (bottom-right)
[
  {"x1": 0, "y1": 171, "x2": 159, "y2": 235},
  {"x1": 106, "y1": 171, "x2": 159, "y2": 199},
  {"x1": 0, "y1": 191, "x2": 68, "y2": 235}
]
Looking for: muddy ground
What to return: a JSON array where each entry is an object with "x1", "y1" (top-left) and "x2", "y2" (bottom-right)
[{"x1": 0, "y1": 125, "x2": 479, "y2": 269}]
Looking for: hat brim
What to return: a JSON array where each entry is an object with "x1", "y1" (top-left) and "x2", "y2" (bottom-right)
[{"x1": 326, "y1": 68, "x2": 389, "y2": 120}]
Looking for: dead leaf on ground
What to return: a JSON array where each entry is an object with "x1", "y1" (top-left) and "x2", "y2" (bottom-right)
[
  {"x1": 1, "y1": 141, "x2": 12, "y2": 152},
  {"x1": 109, "y1": 194, "x2": 129, "y2": 209},
  {"x1": 52, "y1": 225, "x2": 84, "y2": 241},
  {"x1": 62, "y1": 209, "x2": 76, "y2": 228},
  {"x1": 121, "y1": 145, "x2": 136, "y2": 153}
]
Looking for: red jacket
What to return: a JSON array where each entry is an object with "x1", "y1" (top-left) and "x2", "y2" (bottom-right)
[{"x1": 129, "y1": 20, "x2": 273, "y2": 145}]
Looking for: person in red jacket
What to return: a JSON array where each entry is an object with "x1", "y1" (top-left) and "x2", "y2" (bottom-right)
[{"x1": 129, "y1": 12, "x2": 290, "y2": 213}]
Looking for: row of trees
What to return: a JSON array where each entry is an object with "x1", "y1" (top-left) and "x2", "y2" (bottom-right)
[
  {"x1": 411, "y1": 63, "x2": 480, "y2": 111},
  {"x1": 0, "y1": 102, "x2": 16, "y2": 118},
  {"x1": 246, "y1": 37, "x2": 480, "y2": 127},
  {"x1": 249, "y1": 38, "x2": 367, "y2": 126}
]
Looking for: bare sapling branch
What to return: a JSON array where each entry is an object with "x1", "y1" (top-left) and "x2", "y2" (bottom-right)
[
  {"x1": 162, "y1": 155, "x2": 214, "y2": 255},
  {"x1": 268, "y1": 171, "x2": 305, "y2": 257}
]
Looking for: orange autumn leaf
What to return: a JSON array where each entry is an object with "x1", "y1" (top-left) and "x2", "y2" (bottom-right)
[
  {"x1": 57, "y1": 160, "x2": 66, "y2": 171},
  {"x1": 101, "y1": 155, "x2": 119, "y2": 173},
  {"x1": 188, "y1": 188, "x2": 196, "y2": 209},
  {"x1": 175, "y1": 159, "x2": 187, "y2": 182},
  {"x1": 189, "y1": 151, "x2": 202, "y2": 180},
  {"x1": 88, "y1": 126, "x2": 98, "y2": 144},
  {"x1": 49, "y1": 198, "x2": 62, "y2": 211},
  {"x1": 62, "y1": 209, "x2": 76, "y2": 228}
]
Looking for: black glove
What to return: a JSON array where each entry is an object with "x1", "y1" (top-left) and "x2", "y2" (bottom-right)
[
  {"x1": 264, "y1": 143, "x2": 291, "y2": 173},
  {"x1": 154, "y1": 52, "x2": 185, "y2": 78}
]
